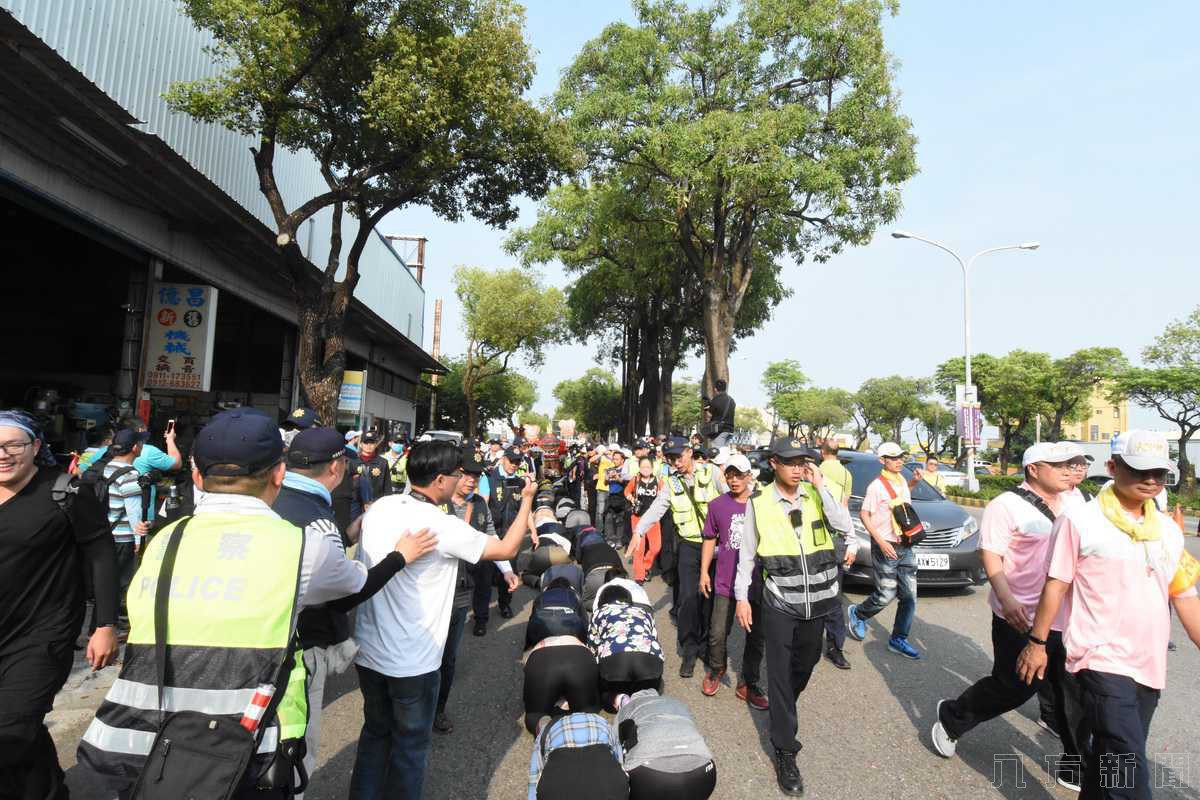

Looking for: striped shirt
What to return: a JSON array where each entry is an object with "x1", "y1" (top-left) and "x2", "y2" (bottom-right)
[{"x1": 103, "y1": 461, "x2": 142, "y2": 542}]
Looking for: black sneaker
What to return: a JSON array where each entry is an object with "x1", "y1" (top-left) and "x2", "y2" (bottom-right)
[
  {"x1": 499, "y1": 605, "x2": 514, "y2": 619},
  {"x1": 679, "y1": 657, "x2": 696, "y2": 678},
  {"x1": 774, "y1": 749, "x2": 804, "y2": 796},
  {"x1": 472, "y1": 619, "x2": 487, "y2": 637},
  {"x1": 433, "y1": 711, "x2": 453, "y2": 734},
  {"x1": 825, "y1": 647, "x2": 851, "y2": 670}
]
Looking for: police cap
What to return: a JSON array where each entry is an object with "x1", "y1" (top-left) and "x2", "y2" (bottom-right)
[
  {"x1": 287, "y1": 427, "x2": 350, "y2": 468},
  {"x1": 194, "y1": 408, "x2": 284, "y2": 476}
]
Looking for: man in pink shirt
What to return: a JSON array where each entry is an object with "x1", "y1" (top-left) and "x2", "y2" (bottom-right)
[
  {"x1": 1017, "y1": 430, "x2": 1200, "y2": 800},
  {"x1": 930, "y1": 442, "x2": 1084, "y2": 790},
  {"x1": 847, "y1": 442, "x2": 925, "y2": 659}
]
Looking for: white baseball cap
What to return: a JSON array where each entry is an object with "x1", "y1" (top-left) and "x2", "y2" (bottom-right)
[
  {"x1": 595, "y1": 444, "x2": 608, "y2": 454},
  {"x1": 723, "y1": 453, "x2": 753, "y2": 474},
  {"x1": 1113, "y1": 430, "x2": 1178, "y2": 481},
  {"x1": 1022, "y1": 441, "x2": 1085, "y2": 467},
  {"x1": 712, "y1": 446, "x2": 732, "y2": 466},
  {"x1": 876, "y1": 442, "x2": 905, "y2": 458},
  {"x1": 345, "y1": 430, "x2": 361, "y2": 442}
]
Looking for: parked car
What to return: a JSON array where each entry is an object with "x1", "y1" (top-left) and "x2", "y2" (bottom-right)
[
  {"x1": 422, "y1": 429, "x2": 463, "y2": 445},
  {"x1": 903, "y1": 460, "x2": 969, "y2": 490},
  {"x1": 839, "y1": 450, "x2": 984, "y2": 589}
]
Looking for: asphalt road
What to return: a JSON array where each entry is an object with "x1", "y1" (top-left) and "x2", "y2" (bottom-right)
[{"x1": 49, "y1": 507, "x2": 1200, "y2": 799}]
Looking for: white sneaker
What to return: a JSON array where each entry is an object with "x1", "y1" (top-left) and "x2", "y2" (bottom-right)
[
  {"x1": 1056, "y1": 775, "x2": 1081, "y2": 793},
  {"x1": 1036, "y1": 717, "x2": 1061, "y2": 739},
  {"x1": 931, "y1": 699, "x2": 956, "y2": 758}
]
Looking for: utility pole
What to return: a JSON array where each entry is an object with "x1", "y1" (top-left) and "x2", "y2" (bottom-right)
[{"x1": 430, "y1": 298, "x2": 442, "y2": 430}]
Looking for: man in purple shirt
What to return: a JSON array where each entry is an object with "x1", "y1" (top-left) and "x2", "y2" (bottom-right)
[{"x1": 699, "y1": 453, "x2": 767, "y2": 709}]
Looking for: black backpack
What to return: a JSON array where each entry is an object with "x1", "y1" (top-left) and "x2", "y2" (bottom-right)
[{"x1": 68, "y1": 455, "x2": 137, "y2": 530}]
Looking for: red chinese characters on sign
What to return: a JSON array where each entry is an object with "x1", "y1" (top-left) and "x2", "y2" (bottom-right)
[{"x1": 157, "y1": 308, "x2": 177, "y2": 326}]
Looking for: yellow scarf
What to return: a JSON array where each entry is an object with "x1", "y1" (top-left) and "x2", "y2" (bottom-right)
[{"x1": 1097, "y1": 483, "x2": 1161, "y2": 543}]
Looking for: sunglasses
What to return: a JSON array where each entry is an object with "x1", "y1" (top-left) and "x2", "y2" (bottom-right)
[{"x1": 1117, "y1": 461, "x2": 1170, "y2": 484}]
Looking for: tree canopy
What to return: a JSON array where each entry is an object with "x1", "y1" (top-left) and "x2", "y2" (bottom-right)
[
  {"x1": 455, "y1": 266, "x2": 566, "y2": 437},
  {"x1": 167, "y1": 0, "x2": 568, "y2": 421},
  {"x1": 422, "y1": 356, "x2": 536, "y2": 433},
  {"x1": 552, "y1": 0, "x2": 917, "y2": 395},
  {"x1": 856, "y1": 375, "x2": 926, "y2": 444},
  {"x1": 553, "y1": 368, "x2": 623, "y2": 437}
]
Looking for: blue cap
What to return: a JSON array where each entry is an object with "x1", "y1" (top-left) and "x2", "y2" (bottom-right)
[
  {"x1": 193, "y1": 408, "x2": 284, "y2": 476},
  {"x1": 287, "y1": 427, "x2": 350, "y2": 468},
  {"x1": 283, "y1": 407, "x2": 317, "y2": 430},
  {"x1": 662, "y1": 436, "x2": 691, "y2": 456}
]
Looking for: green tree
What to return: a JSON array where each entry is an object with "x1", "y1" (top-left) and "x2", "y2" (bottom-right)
[
  {"x1": 518, "y1": 410, "x2": 552, "y2": 435},
  {"x1": 167, "y1": 0, "x2": 567, "y2": 422},
  {"x1": 735, "y1": 406, "x2": 770, "y2": 435},
  {"x1": 554, "y1": 0, "x2": 917, "y2": 397},
  {"x1": 761, "y1": 360, "x2": 809, "y2": 433},
  {"x1": 553, "y1": 369, "x2": 623, "y2": 437},
  {"x1": 1111, "y1": 307, "x2": 1200, "y2": 485},
  {"x1": 671, "y1": 379, "x2": 704, "y2": 433},
  {"x1": 455, "y1": 266, "x2": 566, "y2": 438},
  {"x1": 856, "y1": 375, "x2": 926, "y2": 444},
  {"x1": 1043, "y1": 347, "x2": 1128, "y2": 439},
  {"x1": 421, "y1": 358, "x2": 536, "y2": 433},
  {"x1": 775, "y1": 387, "x2": 853, "y2": 442},
  {"x1": 912, "y1": 400, "x2": 954, "y2": 458},
  {"x1": 935, "y1": 351, "x2": 1055, "y2": 473}
]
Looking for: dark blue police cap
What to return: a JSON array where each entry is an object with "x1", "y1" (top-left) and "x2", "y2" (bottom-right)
[
  {"x1": 283, "y1": 407, "x2": 318, "y2": 430},
  {"x1": 662, "y1": 436, "x2": 691, "y2": 456},
  {"x1": 287, "y1": 427, "x2": 351, "y2": 468},
  {"x1": 194, "y1": 408, "x2": 284, "y2": 476}
]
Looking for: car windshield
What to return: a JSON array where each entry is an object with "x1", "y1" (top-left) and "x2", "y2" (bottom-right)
[{"x1": 844, "y1": 459, "x2": 943, "y2": 501}]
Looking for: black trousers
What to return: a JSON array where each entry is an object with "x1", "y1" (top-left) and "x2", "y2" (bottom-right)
[
  {"x1": 0, "y1": 637, "x2": 75, "y2": 800},
  {"x1": 940, "y1": 617, "x2": 1079, "y2": 766},
  {"x1": 628, "y1": 761, "x2": 717, "y2": 800},
  {"x1": 762, "y1": 603, "x2": 825, "y2": 753},
  {"x1": 470, "y1": 561, "x2": 511, "y2": 622},
  {"x1": 674, "y1": 540, "x2": 710, "y2": 662},
  {"x1": 822, "y1": 544, "x2": 847, "y2": 651},
  {"x1": 1070, "y1": 669, "x2": 1159, "y2": 800},
  {"x1": 523, "y1": 646, "x2": 601, "y2": 734}
]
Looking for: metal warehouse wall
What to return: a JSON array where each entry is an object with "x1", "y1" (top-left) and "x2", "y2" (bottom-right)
[{"x1": 2, "y1": 0, "x2": 426, "y2": 346}]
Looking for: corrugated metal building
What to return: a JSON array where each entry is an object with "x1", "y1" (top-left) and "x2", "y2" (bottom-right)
[{"x1": 0, "y1": 0, "x2": 441, "y2": 450}]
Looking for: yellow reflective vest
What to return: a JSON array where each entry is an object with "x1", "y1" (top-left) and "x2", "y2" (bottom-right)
[
  {"x1": 751, "y1": 483, "x2": 840, "y2": 619},
  {"x1": 666, "y1": 470, "x2": 720, "y2": 544},
  {"x1": 79, "y1": 512, "x2": 307, "y2": 783}
]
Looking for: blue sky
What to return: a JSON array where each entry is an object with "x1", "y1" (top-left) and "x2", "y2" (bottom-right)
[{"x1": 389, "y1": 1, "x2": 1200, "y2": 429}]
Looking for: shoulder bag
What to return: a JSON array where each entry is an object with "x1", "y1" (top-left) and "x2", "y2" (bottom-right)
[
  {"x1": 877, "y1": 476, "x2": 925, "y2": 547},
  {"x1": 130, "y1": 517, "x2": 306, "y2": 800}
]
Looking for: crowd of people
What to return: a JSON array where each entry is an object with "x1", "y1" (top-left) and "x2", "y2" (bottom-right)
[{"x1": 1, "y1": 400, "x2": 1199, "y2": 800}]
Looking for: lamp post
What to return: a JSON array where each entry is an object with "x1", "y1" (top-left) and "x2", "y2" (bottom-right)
[{"x1": 891, "y1": 231, "x2": 1040, "y2": 491}]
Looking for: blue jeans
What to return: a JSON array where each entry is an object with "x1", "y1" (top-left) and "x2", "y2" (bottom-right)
[
  {"x1": 855, "y1": 541, "x2": 917, "y2": 639},
  {"x1": 349, "y1": 666, "x2": 440, "y2": 800}
]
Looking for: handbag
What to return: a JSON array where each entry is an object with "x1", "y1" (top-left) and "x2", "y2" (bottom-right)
[
  {"x1": 877, "y1": 476, "x2": 925, "y2": 547},
  {"x1": 130, "y1": 517, "x2": 305, "y2": 800}
]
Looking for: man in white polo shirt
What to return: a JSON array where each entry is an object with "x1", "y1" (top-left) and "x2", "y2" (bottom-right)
[
  {"x1": 930, "y1": 442, "x2": 1083, "y2": 790},
  {"x1": 1017, "y1": 430, "x2": 1200, "y2": 800},
  {"x1": 349, "y1": 439, "x2": 534, "y2": 800}
]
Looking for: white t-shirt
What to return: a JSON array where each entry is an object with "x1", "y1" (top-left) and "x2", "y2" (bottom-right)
[{"x1": 353, "y1": 493, "x2": 490, "y2": 677}]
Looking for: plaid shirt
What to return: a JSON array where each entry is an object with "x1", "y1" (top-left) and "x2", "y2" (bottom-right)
[{"x1": 528, "y1": 713, "x2": 621, "y2": 800}]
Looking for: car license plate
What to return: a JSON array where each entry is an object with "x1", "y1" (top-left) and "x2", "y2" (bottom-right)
[{"x1": 916, "y1": 553, "x2": 950, "y2": 570}]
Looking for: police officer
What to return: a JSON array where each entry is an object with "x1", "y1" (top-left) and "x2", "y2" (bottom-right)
[
  {"x1": 632, "y1": 436, "x2": 719, "y2": 678},
  {"x1": 353, "y1": 431, "x2": 393, "y2": 510},
  {"x1": 474, "y1": 445, "x2": 527, "y2": 634},
  {"x1": 733, "y1": 438, "x2": 855, "y2": 796},
  {"x1": 77, "y1": 409, "x2": 431, "y2": 798}
]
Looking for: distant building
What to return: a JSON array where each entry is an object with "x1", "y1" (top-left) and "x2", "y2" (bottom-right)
[{"x1": 1061, "y1": 384, "x2": 1129, "y2": 443}]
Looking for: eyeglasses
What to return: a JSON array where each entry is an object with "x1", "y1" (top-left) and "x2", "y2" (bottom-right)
[
  {"x1": 881, "y1": 455, "x2": 905, "y2": 462},
  {"x1": 0, "y1": 440, "x2": 34, "y2": 456},
  {"x1": 441, "y1": 468, "x2": 464, "y2": 479},
  {"x1": 775, "y1": 458, "x2": 808, "y2": 468}
]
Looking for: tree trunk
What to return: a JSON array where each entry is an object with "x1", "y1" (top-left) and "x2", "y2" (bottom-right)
[
  {"x1": 1178, "y1": 425, "x2": 1197, "y2": 491},
  {"x1": 623, "y1": 322, "x2": 640, "y2": 443},
  {"x1": 701, "y1": 298, "x2": 732, "y2": 400},
  {"x1": 463, "y1": 348, "x2": 479, "y2": 439}
]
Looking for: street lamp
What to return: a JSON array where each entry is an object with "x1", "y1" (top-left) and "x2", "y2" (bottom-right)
[{"x1": 891, "y1": 230, "x2": 1040, "y2": 491}]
